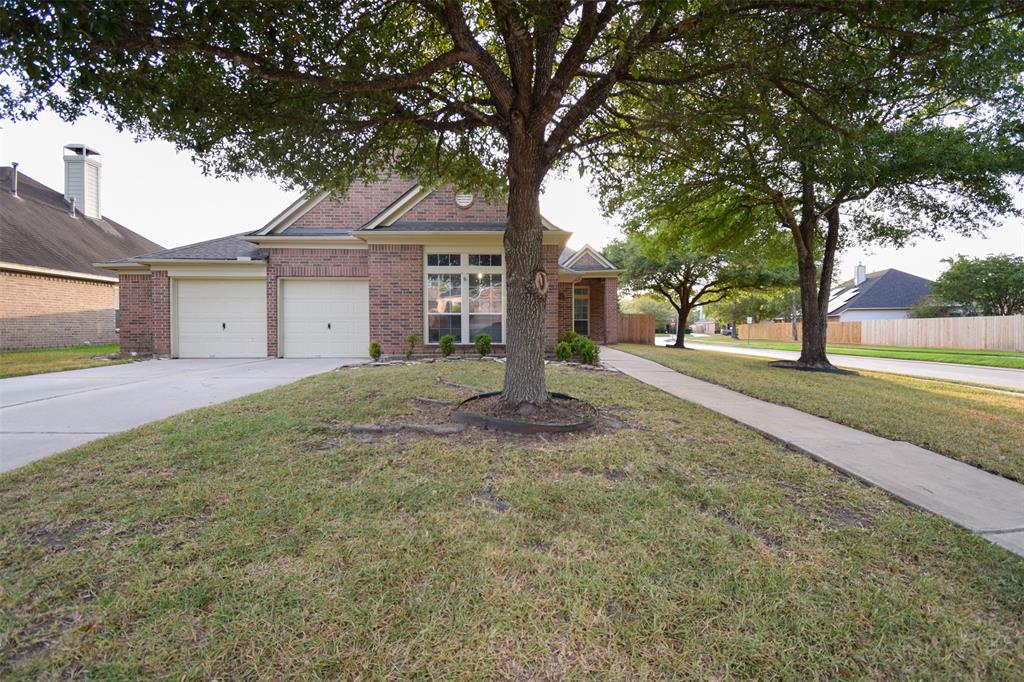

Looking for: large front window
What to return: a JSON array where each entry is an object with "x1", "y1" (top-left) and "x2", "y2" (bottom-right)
[{"x1": 425, "y1": 253, "x2": 504, "y2": 343}]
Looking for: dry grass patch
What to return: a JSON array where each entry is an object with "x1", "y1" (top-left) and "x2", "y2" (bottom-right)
[
  {"x1": 1, "y1": 361, "x2": 1022, "y2": 678},
  {"x1": 620, "y1": 343, "x2": 1024, "y2": 483}
]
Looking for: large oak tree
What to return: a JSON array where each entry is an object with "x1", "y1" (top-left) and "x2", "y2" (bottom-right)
[
  {"x1": 1, "y1": 0, "x2": 807, "y2": 405},
  {"x1": 597, "y1": 5, "x2": 1024, "y2": 367}
]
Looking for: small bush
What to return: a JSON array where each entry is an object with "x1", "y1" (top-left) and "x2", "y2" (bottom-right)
[
  {"x1": 554, "y1": 341, "x2": 572, "y2": 361},
  {"x1": 576, "y1": 337, "x2": 600, "y2": 365},
  {"x1": 439, "y1": 334, "x2": 455, "y2": 357},
  {"x1": 405, "y1": 334, "x2": 417, "y2": 360},
  {"x1": 560, "y1": 330, "x2": 580, "y2": 346},
  {"x1": 474, "y1": 333, "x2": 492, "y2": 357},
  {"x1": 368, "y1": 341, "x2": 382, "y2": 362},
  {"x1": 570, "y1": 333, "x2": 589, "y2": 357}
]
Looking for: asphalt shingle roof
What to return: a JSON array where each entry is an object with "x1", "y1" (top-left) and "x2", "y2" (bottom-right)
[
  {"x1": 832, "y1": 269, "x2": 933, "y2": 313},
  {"x1": 370, "y1": 221, "x2": 507, "y2": 232},
  {"x1": 109, "y1": 233, "x2": 265, "y2": 263},
  {"x1": 0, "y1": 167, "x2": 162, "y2": 276}
]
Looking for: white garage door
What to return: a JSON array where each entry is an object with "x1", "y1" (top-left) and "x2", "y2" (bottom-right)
[
  {"x1": 281, "y1": 279, "x2": 369, "y2": 357},
  {"x1": 176, "y1": 280, "x2": 267, "y2": 358}
]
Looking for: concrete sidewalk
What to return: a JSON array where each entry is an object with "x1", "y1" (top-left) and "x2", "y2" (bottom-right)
[
  {"x1": 684, "y1": 340, "x2": 1024, "y2": 391},
  {"x1": 602, "y1": 346, "x2": 1024, "y2": 557}
]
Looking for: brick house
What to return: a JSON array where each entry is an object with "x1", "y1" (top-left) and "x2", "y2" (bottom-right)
[
  {"x1": 0, "y1": 147, "x2": 162, "y2": 350},
  {"x1": 100, "y1": 179, "x2": 621, "y2": 359}
]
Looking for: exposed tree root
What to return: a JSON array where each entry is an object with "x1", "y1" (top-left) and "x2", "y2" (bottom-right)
[{"x1": 412, "y1": 396, "x2": 455, "y2": 405}]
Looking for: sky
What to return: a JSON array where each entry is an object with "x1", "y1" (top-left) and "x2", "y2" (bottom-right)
[{"x1": 2, "y1": 111, "x2": 1021, "y2": 281}]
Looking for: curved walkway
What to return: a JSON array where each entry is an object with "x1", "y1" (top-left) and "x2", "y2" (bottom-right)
[
  {"x1": 602, "y1": 346, "x2": 1024, "y2": 558},
  {"x1": 685, "y1": 340, "x2": 1024, "y2": 391}
]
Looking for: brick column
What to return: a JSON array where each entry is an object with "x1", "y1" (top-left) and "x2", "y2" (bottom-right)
[
  {"x1": 543, "y1": 244, "x2": 561, "y2": 352},
  {"x1": 603, "y1": 277, "x2": 619, "y2": 344},
  {"x1": 150, "y1": 271, "x2": 171, "y2": 356},
  {"x1": 118, "y1": 273, "x2": 153, "y2": 353}
]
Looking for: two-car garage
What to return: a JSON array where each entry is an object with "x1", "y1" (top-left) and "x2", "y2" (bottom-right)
[{"x1": 173, "y1": 278, "x2": 368, "y2": 358}]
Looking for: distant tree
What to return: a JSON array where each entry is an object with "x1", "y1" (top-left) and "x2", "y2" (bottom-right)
[
  {"x1": 706, "y1": 290, "x2": 796, "y2": 332},
  {"x1": 604, "y1": 222, "x2": 793, "y2": 349},
  {"x1": 907, "y1": 295, "x2": 956, "y2": 320},
  {"x1": 620, "y1": 294, "x2": 675, "y2": 333},
  {"x1": 932, "y1": 254, "x2": 1024, "y2": 316}
]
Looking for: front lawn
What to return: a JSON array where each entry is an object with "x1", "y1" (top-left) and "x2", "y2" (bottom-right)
[
  {"x1": 619, "y1": 343, "x2": 1024, "y2": 483},
  {"x1": 2, "y1": 361, "x2": 1022, "y2": 678},
  {"x1": 0, "y1": 343, "x2": 128, "y2": 379},
  {"x1": 686, "y1": 335, "x2": 1024, "y2": 369}
]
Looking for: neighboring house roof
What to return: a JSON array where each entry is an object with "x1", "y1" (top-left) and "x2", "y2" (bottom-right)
[
  {"x1": 0, "y1": 166, "x2": 162, "y2": 278},
  {"x1": 829, "y1": 269, "x2": 933, "y2": 315}
]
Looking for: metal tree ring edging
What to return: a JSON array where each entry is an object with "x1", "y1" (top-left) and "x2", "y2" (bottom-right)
[{"x1": 452, "y1": 391, "x2": 596, "y2": 434}]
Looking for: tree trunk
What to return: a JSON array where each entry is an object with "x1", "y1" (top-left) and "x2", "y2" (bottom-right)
[
  {"x1": 672, "y1": 300, "x2": 692, "y2": 348},
  {"x1": 795, "y1": 207, "x2": 840, "y2": 367},
  {"x1": 790, "y1": 292, "x2": 798, "y2": 341},
  {"x1": 501, "y1": 144, "x2": 549, "y2": 407}
]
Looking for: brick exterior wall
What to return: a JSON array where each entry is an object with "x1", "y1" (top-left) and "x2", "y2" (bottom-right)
[
  {"x1": 401, "y1": 187, "x2": 507, "y2": 223},
  {"x1": 602, "y1": 277, "x2": 619, "y2": 344},
  {"x1": 150, "y1": 271, "x2": 171, "y2": 356},
  {"x1": 0, "y1": 271, "x2": 118, "y2": 349},
  {"x1": 118, "y1": 273, "x2": 153, "y2": 353},
  {"x1": 555, "y1": 276, "x2": 619, "y2": 344},
  {"x1": 266, "y1": 248, "x2": 370, "y2": 356},
  {"x1": 368, "y1": 243, "x2": 423, "y2": 357},
  {"x1": 292, "y1": 177, "x2": 418, "y2": 228},
  {"x1": 543, "y1": 244, "x2": 561, "y2": 351}
]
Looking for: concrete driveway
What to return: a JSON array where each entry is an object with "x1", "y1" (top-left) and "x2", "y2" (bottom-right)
[
  {"x1": 0, "y1": 358, "x2": 362, "y2": 473},
  {"x1": 682, "y1": 341, "x2": 1024, "y2": 391}
]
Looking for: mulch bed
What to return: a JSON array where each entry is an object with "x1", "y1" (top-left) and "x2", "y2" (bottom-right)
[{"x1": 454, "y1": 392, "x2": 597, "y2": 433}]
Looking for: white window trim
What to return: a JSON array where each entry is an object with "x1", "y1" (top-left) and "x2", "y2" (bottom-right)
[
  {"x1": 573, "y1": 284, "x2": 590, "y2": 337},
  {"x1": 424, "y1": 250, "x2": 506, "y2": 344}
]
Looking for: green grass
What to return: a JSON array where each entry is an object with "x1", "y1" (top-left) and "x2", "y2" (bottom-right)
[
  {"x1": 0, "y1": 344, "x2": 128, "y2": 379},
  {"x1": 687, "y1": 334, "x2": 1024, "y2": 368},
  {"x1": 619, "y1": 343, "x2": 1024, "y2": 483},
  {"x1": 2, "y1": 361, "x2": 1023, "y2": 678}
]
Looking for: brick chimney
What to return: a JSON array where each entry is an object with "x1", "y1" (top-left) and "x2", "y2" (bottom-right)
[{"x1": 63, "y1": 144, "x2": 102, "y2": 219}]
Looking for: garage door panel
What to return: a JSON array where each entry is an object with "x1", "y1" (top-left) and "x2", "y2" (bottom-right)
[
  {"x1": 176, "y1": 280, "x2": 267, "y2": 358},
  {"x1": 281, "y1": 279, "x2": 369, "y2": 357}
]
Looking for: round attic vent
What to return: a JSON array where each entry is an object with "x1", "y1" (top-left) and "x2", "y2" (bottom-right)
[{"x1": 455, "y1": 191, "x2": 475, "y2": 208}]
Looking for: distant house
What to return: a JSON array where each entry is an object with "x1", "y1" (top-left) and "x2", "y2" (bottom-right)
[
  {"x1": 827, "y1": 265, "x2": 933, "y2": 322},
  {"x1": 0, "y1": 145, "x2": 162, "y2": 349}
]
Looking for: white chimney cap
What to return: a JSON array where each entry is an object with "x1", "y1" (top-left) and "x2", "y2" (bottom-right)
[{"x1": 63, "y1": 144, "x2": 101, "y2": 157}]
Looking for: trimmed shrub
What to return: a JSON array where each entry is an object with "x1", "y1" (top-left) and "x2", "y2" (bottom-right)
[
  {"x1": 474, "y1": 333, "x2": 492, "y2": 357},
  {"x1": 576, "y1": 337, "x2": 600, "y2": 365},
  {"x1": 570, "y1": 333, "x2": 589, "y2": 358},
  {"x1": 368, "y1": 341, "x2": 382, "y2": 362},
  {"x1": 405, "y1": 334, "x2": 417, "y2": 360},
  {"x1": 439, "y1": 334, "x2": 455, "y2": 357},
  {"x1": 554, "y1": 341, "x2": 572, "y2": 361},
  {"x1": 560, "y1": 329, "x2": 580, "y2": 346}
]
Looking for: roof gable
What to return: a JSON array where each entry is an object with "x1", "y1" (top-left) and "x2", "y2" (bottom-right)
[
  {"x1": 561, "y1": 244, "x2": 618, "y2": 271},
  {"x1": 0, "y1": 167, "x2": 162, "y2": 277}
]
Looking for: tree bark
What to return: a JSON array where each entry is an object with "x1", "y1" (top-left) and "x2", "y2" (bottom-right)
[
  {"x1": 672, "y1": 298, "x2": 692, "y2": 348},
  {"x1": 795, "y1": 207, "x2": 840, "y2": 367},
  {"x1": 501, "y1": 140, "x2": 549, "y2": 407}
]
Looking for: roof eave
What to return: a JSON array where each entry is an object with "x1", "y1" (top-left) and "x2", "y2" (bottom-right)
[{"x1": 2, "y1": 260, "x2": 120, "y2": 283}]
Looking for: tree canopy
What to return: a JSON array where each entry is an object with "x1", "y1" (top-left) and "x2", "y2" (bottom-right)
[
  {"x1": 596, "y1": 3, "x2": 1024, "y2": 366},
  {"x1": 931, "y1": 254, "x2": 1024, "y2": 316}
]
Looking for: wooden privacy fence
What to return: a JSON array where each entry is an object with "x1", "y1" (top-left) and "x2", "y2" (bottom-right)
[
  {"x1": 738, "y1": 321, "x2": 862, "y2": 345},
  {"x1": 738, "y1": 315, "x2": 1024, "y2": 351},
  {"x1": 618, "y1": 313, "x2": 656, "y2": 344},
  {"x1": 861, "y1": 315, "x2": 1024, "y2": 351}
]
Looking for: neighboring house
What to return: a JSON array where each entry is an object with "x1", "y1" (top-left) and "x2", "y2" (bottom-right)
[
  {"x1": 100, "y1": 179, "x2": 621, "y2": 359},
  {"x1": 827, "y1": 264, "x2": 933, "y2": 322},
  {"x1": 0, "y1": 146, "x2": 162, "y2": 350}
]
